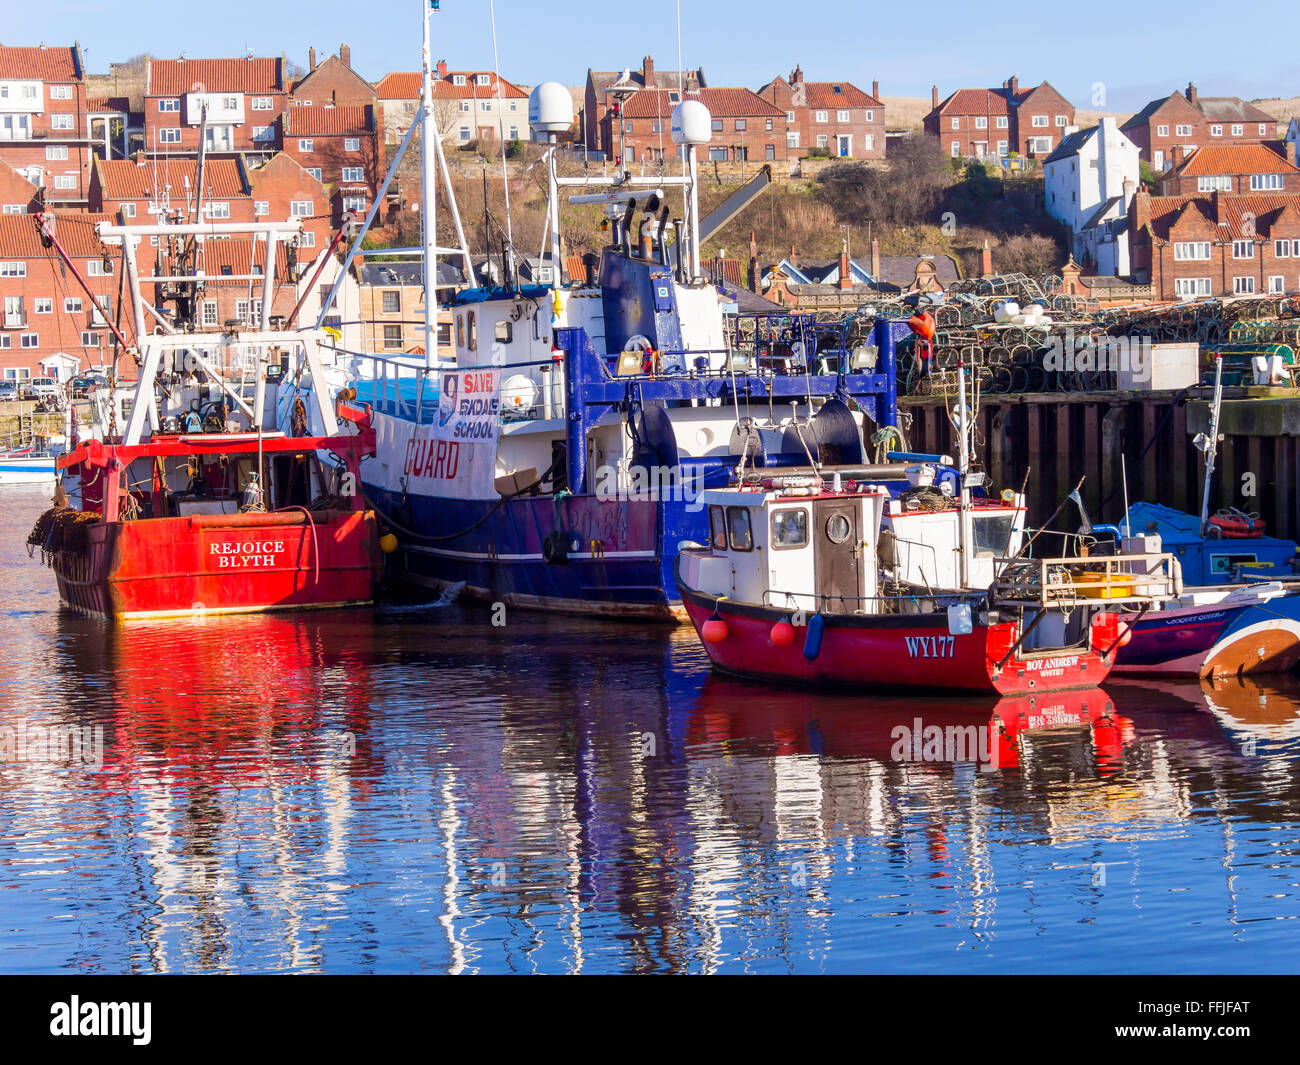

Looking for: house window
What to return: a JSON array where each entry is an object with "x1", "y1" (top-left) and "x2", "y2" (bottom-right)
[
  {"x1": 1232, "y1": 124, "x2": 1243, "y2": 136},
  {"x1": 950, "y1": 116, "x2": 959, "y2": 130},
  {"x1": 452, "y1": 75, "x2": 466, "y2": 86},
  {"x1": 459, "y1": 101, "x2": 470, "y2": 113},
  {"x1": 342, "y1": 166, "x2": 364, "y2": 182},
  {"x1": 837, "y1": 110, "x2": 849, "y2": 122},
  {"x1": 204, "y1": 202, "x2": 231, "y2": 219},
  {"x1": 765, "y1": 143, "x2": 775, "y2": 161},
  {"x1": 298, "y1": 138, "x2": 313, "y2": 152},
  {"x1": 34, "y1": 297, "x2": 52, "y2": 314},
  {"x1": 20, "y1": 333, "x2": 38, "y2": 348},
  {"x1": 1156, "y1": 124, "x2": 1169, "y2": 137},
  {"x1": 1175, "y1": 124, "x2": 1192, "y2": 137},
  {"x1": 786, "y1": 110, "x2": 795, "y2": 123},
  {"x1": 765, "y1": 119, "x2": 773, "y2": 131},
  {"x1": 81, "y1": 331, "x2": 100, "y2": 347},
  {"x1": 158, "y1": 98, "x2": 180, "y2": 112},
  {"x1": 0, "y1": 262, "x2": 27, "y2": 277},
  {"x1": 950, "y1": 141, "x2": 960, "y2": 157},
  {"x1": 1276, "y1": 239, "x2": 1292, "y2": 257},
  {"x1": 121, "y1": 203, "x2": 136, "y2": 218},
  {"x1": 480, "y1": 101, "x2": 491, "y2": 112},
  {"x1": 476, "y1": 74, "x2": 491, "y2": 86},
  {"x1": 816, "y1": 134, "x2": 828, "y2": 148},
  {"x1": 1233, "y1": 275, "x2": 1256, "y2": 294},
  {"x1": 1028, "y1": 137, "x2": 1052, "y2": 153},
  {"x1": 1210, "y1": 124, "x2": 1222, "y2": 137},
  {"x1": 711, "y1": 118, "x2": 722, "y2": 132},
  {"x1": 996, "y1": 139, "x2": 1006, "y2": 155},
  {"x1": 382, "y1": 290, "x2": 400, "y2": 313},
  {"x1": 1251, "y1": 174, "x2": 1283, "y2": 191},
  {"x1": 87, "y1": 260, "x2": 112, "y2": 278},
  {"x1": 46, "y1": 145, "x2": 68, "y2": 160},
  {"x1": 50, "y1": 85, "x2": 73, "y2": 100},
  {"x1": 1259, "y1": 124, "x2": 1269, "y2": 136},
  {"x1": 815, "y1": 110, "x2": 827, "y2": 123},
  {"x1": 342, "y1": 195, "x2": 365, "y2": 213},
  {"x1": 0, "y1": 336, "x2": 9, "y2": 348},
  {"x1": 1055, "y1": 115, "x2": 1068, "y2": 126},
  {"x1": 307, "y1": 167, "x2": 322, "y2": 180},
  {"x1": 1032, "y1": 115, "x2": 1048, "y2": 127},
  {"x1": 159, "y1": 128, "x2": 181, "y2": 143},
  {"x1": 1197, "y1": 175, "x2": 1231, "y2": 191},
  {"x1": 708, "y1": 146, "x2": 728, "y2": 161},
  {"x1": 251, "y1": 125, "x2": 273, "y2": 142},
  {"x1": 996, "y1": 116, "x2": 1008, "y2": 129},
  {"x1": 201, "y1": 300, "x2": 218, "y2": 326},
  {"x1": 975, "y1": 116, "x2": 987, "y2": 129},
  {"x1": 290, "y1": 200, "x2": 313, "y2": 217},
  {"x1": 383, "y1": 325, "x2": 402, "y2": 349},
  {"x1": 459, "y1": 128, "x2": 470, "y2": 141},
  {"x1": 63, "y1": 297, "x2": 81, "y2": 313},
  {"x1": 1174, "y1": 241, "x2": 1211, "y2": 260},
  {"x1": 53, "y1": 175, "x2": 76, "y2": 189},
  {"x1": 1233, "y1": 240, "x2": 1254, "y2": 259},
  {"x1": 865, "y1": 109, "x2": 874, "y2": 122},
  {"x1": 299, "y1": 231, "x2": 315, "y2": 248},
  {"x1": 2, "y1": 204, "x2": 23, "y2": 214},
  {"x1": 251, "y1": 96, "x2": 273, "y2": 110},
  {"x1": 734, "y1": 119, "x2": 746, "y2": 131},
  {"x1": 345, "y1": 137, "x2": 360, "y2": 151},
  {"x1": 253, "y1": 200, "x2": 269, "y2": 217},
  {"x1": 786, "y1": 131, "x2": 800, "y2": 148},
  {"x1": 1269, "y1": 275, "x2": 1286, "y2": 293}
]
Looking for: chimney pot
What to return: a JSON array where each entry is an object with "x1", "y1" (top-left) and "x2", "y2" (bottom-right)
[
  {"x1": 643, "y1": 55, "x2": 654, "y2": 85},
  {"x1": 931, "y1": 85, "x2": 939, "y2": 109},
  {"x1": 437, "y1": 60, "x2": 448, "y2": 79},
  {"x1": 309, "y1": 47, "x2": 316, "y2": 71},
  {"x1": 341, "y1": 44, "x2": 351, "y2": 69},
  {"x1": 872, "y1": 79, "x2": 879, "y2": 100}
]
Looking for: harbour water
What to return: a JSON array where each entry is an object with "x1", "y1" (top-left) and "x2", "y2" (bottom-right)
[{"x1": 2, "y1": 486, "x2": 1299, "y2": 974}]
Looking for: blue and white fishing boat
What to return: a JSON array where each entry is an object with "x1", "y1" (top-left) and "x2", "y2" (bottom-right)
[
  {"x1": 292, "y1": 7, "x2": 934, "y2": 620},
  {"x1": 0, "y1": 437, "x2": 60, "y2": 486}
]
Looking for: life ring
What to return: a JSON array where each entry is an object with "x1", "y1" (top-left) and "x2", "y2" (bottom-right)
[{"x1": 1208, "y1": 508, "x2": 1265, "y2": 538}]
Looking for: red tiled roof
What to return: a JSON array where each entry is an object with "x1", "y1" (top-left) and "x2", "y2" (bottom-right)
[
  {"x1": 1177, "y1": 143, "x2": 1298, "y2": 176},
  {"x1": 149, "y1": 57, "x2": 283, "y2": 96},
  {"x1": 0, "y1": 212, "x2": 113, "y2": 258},
  {"x1": 283, "y1": 104, "x2": 375, "y2": 136},
  {"x1": 94, "y1": 158, "x2": 249, "y2": 201},
  {"x1": 375, "y1": 71, "x2": 527, "y2": 100},
  {"x1": 803, "y1": 81, "x2": 881, "y2": 109},
  {"x1": 1147, "y1": 193, "x2": 1300, "y2": 242},
  {"x1": 0, "y1": 45, "x2": 80, "y2": 82},
  {"x1": 623, "y1": 87, "x2": 782, "y2": 119},
  {"x1": 937, "y1": 88, "x2": 1011, "y2": 115},
  {"x1": 193, "y1": 237, "x2": 292, "y2": 283},
  {"x1": 85, "y1": 96, "x2": 129, "y2": 114}
]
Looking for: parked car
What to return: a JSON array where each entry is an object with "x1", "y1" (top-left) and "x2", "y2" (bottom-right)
[
  {"x1": 71, "y1": 373, "x2": 109, "y2": 398},
  {"x1": 22, "y1": 378, "x2": 63, "y2": 402}
]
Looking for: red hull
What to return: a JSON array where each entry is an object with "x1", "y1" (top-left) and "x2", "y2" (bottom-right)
[
  {"x1": 679, "y1": 586, "x2": 1113, "y2": 695},
  {"x1": 53, "y1": 509, "x2": 381, "y2": 620}
]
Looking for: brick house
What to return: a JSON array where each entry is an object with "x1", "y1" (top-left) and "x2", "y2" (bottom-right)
[
  {"x1": 924, "y1": 75, "x2": 1075, "y2": 162},
  {"x1": 376, "y1": 64, "x2": 529, "y2": 146},
  {"x1": 143, "y1": 56, "x2": 287, "y2": 158},
  {"x1": 0, "y1": 165, "x2": 41, "y2": 214},
  {"x1": 1121, "y1": 84, "x2": 1278, "y2": 172},
  {"x1": 1159, "y1": 143, "x2": 1300, "y2": 196},
  {"x1": 0, "y1": 44, "x2": 95, "y2": 208},
  {"x1": 756, "y1": 65, "x2": 885, "y2": 159},
  {"x1": 1129, "y1": 188, "x2": 1300, "y2": 299},
  {"x1": 245, "y1": 152, "x2": 332, "y2": 253},
  {"x1": 0, "y1": 210, "x2": 121, "y2": 381},
  {"x1": 583, "y1": 56, "x2": 705, "y2": 155},
  {"x1": 614, "y1": 87, "x2": 786, "y2": 165},
  {"x1": 291, "y1": 46, "x2": 374, "y2": 108},
  {"x1": 281, "y1": 104, "x2": 383, "y2": 225}
]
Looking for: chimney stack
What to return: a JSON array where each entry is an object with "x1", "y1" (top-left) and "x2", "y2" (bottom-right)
[
  {"x1": 340, "y1": 44, "x2": 351, "y2": 69},
  {"x1": 838, "y1": 240, "x2": 853, "y2": 290},
  {"x1": 792, "y1": 64, "x2": 804, "y2": 86},
  {"x1": 437, "y1": 60, "x2": 448, "y2": 79},
  {"x1": 309, "y1": 47, "x2": 316, "y2": 72},
  {"x1": 870, "y1": 237, "x2": 880, "y2": 280},
  {"x1": 1006, "y1": 74, "x2": 1019, "y2": 97},
  {"x1": 643, "y1": 55, "x2": 654, "y2": 86},
  {"x1": 872, "y1": 79, "x2": 879, "y2": 100},
  {"x1": 1172, "y1": 144, "x2": 1186, "y2": 168},
  {"x1": 931, "y1": 85, "x2": 939, "y2": 109},
  {"x1": 1186, "y1": 81, "x2": 1198, "y2": 105},
  {"x1": 981, "y1": 238, "x2": 993, "y2": 277}
]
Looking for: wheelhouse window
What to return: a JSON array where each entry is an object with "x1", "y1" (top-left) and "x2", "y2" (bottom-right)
[
  {"x1": 709, "y1": 506, "x2": 727, "y2": 551},
  {"x1": 972, "y1": 513, "x2": 1015, "y2": 557},
  {"x1": 770, "y1": 508, "x2": 808, "y2": 549},
  {"x1": 726, "y1": 507, "x2": 754, "y2": 551}
]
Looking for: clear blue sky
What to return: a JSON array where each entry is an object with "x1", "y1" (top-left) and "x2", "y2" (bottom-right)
[{"x1": 13, "y1": 0, "x2": 1296, "y2": 112}]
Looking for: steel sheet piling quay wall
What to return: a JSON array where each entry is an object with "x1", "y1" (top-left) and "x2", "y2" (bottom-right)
[{"x1": 900, "y1": 392, "x2": 1300, "y2": 543}]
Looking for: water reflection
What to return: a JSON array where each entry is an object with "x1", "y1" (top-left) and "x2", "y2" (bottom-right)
[{"x1": 2, "y1": 485, "x2": 1300, "y2": 972}]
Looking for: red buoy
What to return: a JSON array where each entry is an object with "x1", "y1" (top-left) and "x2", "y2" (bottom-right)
[
  {"x1": 770, "y1": 620, "x2": 795, "y2": 647},
  {"x1": 702, "y1": 618, "x2": 729, "y2": 644}
]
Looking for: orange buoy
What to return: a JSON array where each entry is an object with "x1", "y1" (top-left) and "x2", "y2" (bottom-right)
[
  {"x1": 702, "y1": 617, "x2": 729, "y2": 644},
  {"x1": 770, "y1": 620, "x2": 795, "y2": 646},
  {"x1": 907, "y1": 311, "x2": 936, "y2": 340}
]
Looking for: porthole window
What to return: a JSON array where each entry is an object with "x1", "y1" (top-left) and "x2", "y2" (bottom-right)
[{"x1": 826, "y1": 513, "x2": 852, "y2": 544}]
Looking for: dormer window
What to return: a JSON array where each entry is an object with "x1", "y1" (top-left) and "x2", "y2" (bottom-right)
[
  {"x1": 475, "y1": 74, "x2": 490, "y2": 86},
  {"x1": 452, "y1": 75, "x2": 466, "y2": 86}
]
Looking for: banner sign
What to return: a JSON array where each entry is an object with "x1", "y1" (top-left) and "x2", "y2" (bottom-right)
[{"x1": 436, "y1": 369, "x2": 501, "y2": 443}]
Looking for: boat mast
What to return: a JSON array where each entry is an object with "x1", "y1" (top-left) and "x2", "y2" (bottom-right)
[
  {"x1": 421, "y1": 0, "x2": 439, "y2": 369},
  {"x1": 1199, "y1": 351, "x2": 1225, "y2": 537},
  {"x1": 956, "y1": 360, "x2": 973, "y2": 588}
]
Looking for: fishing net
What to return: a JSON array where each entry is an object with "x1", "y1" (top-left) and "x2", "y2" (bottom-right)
[{"x1": 27, "y1": 507, "x2": 101, "y2": 565}]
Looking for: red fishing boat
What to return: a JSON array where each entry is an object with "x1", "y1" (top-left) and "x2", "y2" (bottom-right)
[
  {"x1": 27, "y1": 213, "x2": 383, "y2": 620},
  {"x1": 676, "y1": 477, "x2": 1177, "y2": 696}
]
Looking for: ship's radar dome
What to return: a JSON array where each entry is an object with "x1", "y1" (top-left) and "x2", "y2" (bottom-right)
[
  {"x1": 529, "y1": 82, "x2": 573, "y2": 134},
  {"x1": 671, "y1": 100, "x2": 711, "y2": 146}
]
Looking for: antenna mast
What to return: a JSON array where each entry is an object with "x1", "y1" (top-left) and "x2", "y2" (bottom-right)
[{"x1": 421, "y1": 0, "x2": 439, "y2": 368}]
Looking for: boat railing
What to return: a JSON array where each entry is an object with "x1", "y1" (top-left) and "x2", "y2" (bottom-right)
[
  {"x1": 762, "y1": 587, "x2": 983, "y2": 615},
  {"x1": 991, "y1": 552, "x2": 1179, "y2": 609}
]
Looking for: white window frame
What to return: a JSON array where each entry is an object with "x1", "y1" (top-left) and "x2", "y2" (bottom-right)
[
  {"x1": 1232, "y1": 240, "x2": 1255, "y2": 259},
  {"x1": 254, "y1": 200, "x2": 269, "y2": 217},
  {"x1": 50, "y1": 85, "x2": 73, "y2": 100},
  {"x1": 341, "y1": 166, "x2": 364, "y2": 182},
  {"x1": 251, "y1": 96, "x2": 273, "y2": 111},
  {"x1": 0, "y1": 261, "x2": 27, "y2": 277},
  {"x1": 1156, "y1": 124, "x2": 1169, "y2": 137},
  {"x1": 159, "y1": 127, "x2": 181, "y2": 144},
  {"x1": 836, "y1": 110, "x2": 850, "y2": 122},
  {"x1": 46, "y1": 145, "x2": 68, "y2": 160},
  {"x1": 1210, "y1": 124, "x2": 1222, "y2": 137},
  {"x1": 1197, "y1": 176, "x2": 1231, "y2": 192},
  {"x1": 1250, "y1": 173, "x2": 1283, "y2": 191},
  {"x1": 1032, "y1": 115, "x2": 1048, "y2": 128},
  {"x1": 158, "y1": 98, "x2": 180, "y2": 112},
  {"x1": 975, "y1": 116, "x2": 988, "y2": 130},
  {"x1": 1233, "y1": 275, "x2": 1255, "y2": 294},
  {"x1": 33, "y1": 297, "x2": 52, "y2": 314},
  {"x1": 290, "y1": 200, "x2": 313, "y2": 218},
  {"x1": 86, "y1": 259, "x2": 112, "y2": 276},
  {"x1": 53, "y1": 175, "x2": 76, "y2": 190},
  {"x1": 1175, "y1": 124, "x2": 1192, "y2": 137},
  {"x1": 20, "y1": 332, "x2": 39, "y2": 349},
  {"x1": 1268, "y1": 275, "x2": 1286, "y2": 294},
  {"x1": 1275, "y1": 239, "x2": 1292, "y2": 257},
  {"x1": 344, "y1": 137, "x2": 360, "y2": 152},
  {"x1": 298, "y1": 138, "x2": 313, "y2": 152},
  {"x1": 815, "y1": 110, "x2": 827, "y2": 123},
  {"x1": 1231, "y1": 124, "x2": 1243, "y2": 136},
  {"x1": 1174, "y1": 241, "x2": 1211, "y2": 260},
  {"x1": 1174, "y1": 277, "x2": 1212, "y2": 297},
  {"x1": 996, "y1": 116, "x2": 1008, "y2": 129},
  {"x1": 81, "y1": 331, "x2": 100, "y2": 347}
]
